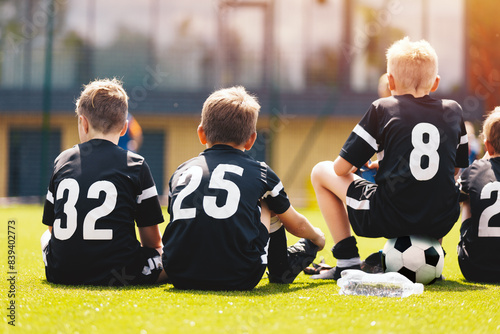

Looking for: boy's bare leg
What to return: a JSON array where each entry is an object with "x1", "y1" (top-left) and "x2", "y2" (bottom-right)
[
  {"x1": 310, "y1": 161, "x2": 355, "y2": 243},
  {"x1": 310, "y1": 161, "x2": 361, "y2": 279},
  {"x1": 260, "y1": 200, "x2": 271, "y2": 232}
]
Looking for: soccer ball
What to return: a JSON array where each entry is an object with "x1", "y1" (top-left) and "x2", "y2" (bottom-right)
[{"x1": 381, "y1": 235, "x2": 444, "y2": 285}]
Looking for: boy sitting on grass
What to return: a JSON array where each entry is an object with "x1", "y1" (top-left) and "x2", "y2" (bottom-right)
[
  {"x1": 162, "y1": 86, "x2": 325, "y2": 290},
  {"x1": 41, "y1": 78, "x2": 167, "y2": 286},
  {"x1": 458, "y1": 108, "x2": 500, "y2": 283},
  {"x1": 310, "y1": 37, "x2": 469, "y2": 280}
]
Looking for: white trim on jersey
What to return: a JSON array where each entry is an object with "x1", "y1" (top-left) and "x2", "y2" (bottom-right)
[
  {"x1": 261, "y1": 239, "x2": 269, "y2": 265},
  {"x1": 457, "y1": 134, "x2": 468, "y2": 148},
  {"x1": 346, "y1": 196, "x2": 370, "y2": 210},
  {"x1": 264, "y1": 181, "x2": 284, "y2": 198},
  {"x1": 353, "y1": 124, "x2": 378, "y2": 151},
  {"x1": 46, "y1": 190, "x2": 54, "y2": 204},
  {"x1": 137, "y1": 185, "x2": 158, "y2": 204}
]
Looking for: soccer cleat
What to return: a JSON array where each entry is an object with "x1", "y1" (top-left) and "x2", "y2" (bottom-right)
[
  {"x1": 310, "y1": 264, "x2": 361, "y2": 280},
  {"x1": 269, "y1": 238, "x2": 319, "y2": 284},
  {"x1": 361, "y1": 251, "x2": 384, "y2": 274},
  {"x1": 303, "y1": 258, "x2": 333, "y2": 275}
]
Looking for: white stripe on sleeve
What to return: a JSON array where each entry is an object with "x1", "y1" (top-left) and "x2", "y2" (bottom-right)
[
  {"x1": 353, "y1": 124, "x2": 378, "y2": 151},
  {"x1": 46, "y1": 190, "x2": 54, "y2": 204},
  {"x1": 457, "y1": 134, "x2": 468, "y2": 148},
  {"x1": 137, "y1": 185, "x2": 158, "y2": 204},
  {"x1": 263, "y1": 181, "x2": 284, "y2": 199}
]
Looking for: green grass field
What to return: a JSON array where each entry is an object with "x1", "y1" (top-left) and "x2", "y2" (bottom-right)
[{"x1": 1, "y1": 204, "x2": 499, "y2": 334}]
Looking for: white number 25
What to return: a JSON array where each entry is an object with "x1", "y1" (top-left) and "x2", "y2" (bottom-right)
[{"x1": 172, "y1": 164, "x2": 243, "y2": 221}]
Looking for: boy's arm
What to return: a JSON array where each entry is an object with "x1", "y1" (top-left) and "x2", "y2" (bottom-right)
[
  {"x1": 277, "y1": 206, "x2": 325, "y2": 250},
  {"x1": 333, "y1": 156, "x2": 356, "y2": 176},
  {"x1": 461, "y1": 199, "x2": 471, "y2": 222},
  {"x1": 138, "y1": 225, "x2": 163, "y2": 253}
]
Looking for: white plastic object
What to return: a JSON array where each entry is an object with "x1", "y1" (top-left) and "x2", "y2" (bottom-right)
[{"x1": 337, "y1": 269, "x2": 424, "y2": 298}]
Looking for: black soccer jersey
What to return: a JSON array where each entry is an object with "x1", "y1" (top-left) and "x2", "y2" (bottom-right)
[
  {"x1": 341, "y1": 94, "x2": 469, "y2": 238},
  {"x1": 458, "y1": 158, "x2": 500, "y2": 271},
  {"x1": 162, "y1": 144, "x2": 291, "y2": 290},
  {"x1": 42, "y1": 139, "x2": 164, "y2": 285}
]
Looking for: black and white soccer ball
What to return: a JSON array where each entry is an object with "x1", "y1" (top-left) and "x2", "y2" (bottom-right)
[{"x1": 381, "y1": 235, "x2": 444, "y2": 285}]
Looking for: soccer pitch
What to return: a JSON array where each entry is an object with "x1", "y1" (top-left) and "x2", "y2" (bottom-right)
[{"x1": 1, "y1": 205, "x2": 499, "y2": 334}]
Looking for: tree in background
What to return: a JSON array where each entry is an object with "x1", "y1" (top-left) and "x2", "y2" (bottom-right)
[{"x1": 466, "y1": 0, "x2": 500, "y2": 112}]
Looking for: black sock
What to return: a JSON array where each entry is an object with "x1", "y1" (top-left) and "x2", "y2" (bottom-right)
[
  {"x1": 332, "y1": 236, "x2": 360, "y2": 261},
  {"x1": 267, "y1": 225, "x2": 288, "y2": 277}
]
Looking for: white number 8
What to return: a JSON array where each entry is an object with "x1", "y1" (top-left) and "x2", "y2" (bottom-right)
[{"x1": 409, "y1": 123, "x2": 440, "y2": 181}]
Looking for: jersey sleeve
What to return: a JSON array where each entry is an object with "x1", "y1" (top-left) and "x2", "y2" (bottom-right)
[
  {"x1": 456, "y1": 117, "x2": 470, "y2": 168},
  {"x1": 135, "y1": 160, "x2": 164, "y2": 227},
  {"x1": 340, "y1": 104, "x2": 380, "y2": 168},
  {"x1": 42, "y1": 154, "x2": 61, "y2": 227},
  {"x1": 457, "y1": 165, "x2": 472, "y2": 202},
  {"x1": 262, "y1": 164, "x2": 291, "y2": 215},
  {"x1": 42, "y1": 180, "x2": 55, "y2": 226}
]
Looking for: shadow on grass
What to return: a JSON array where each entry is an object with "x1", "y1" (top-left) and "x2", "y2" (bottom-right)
[
  {"x1": 424, "y1": 278, "x2": 495, "y2": 292},
  {"x1": 163, "y1": 278, "x2": 333, "y2": 296},
  {"x1": 40, "y1": 279, "x2": 169, "y2": 291}
]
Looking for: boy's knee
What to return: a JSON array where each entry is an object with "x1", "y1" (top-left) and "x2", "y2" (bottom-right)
[{"x1": 311, "y1": 161, "x2": 333, "y2": 185}]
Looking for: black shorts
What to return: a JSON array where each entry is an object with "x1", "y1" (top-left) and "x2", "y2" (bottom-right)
[
  {"x1": 168, "y1": 263, "x2": 267, "y2": 291},
  {"x1": 44, "y1": 246, "x2": 163, "y2": 286},
  {"x1": 347, "y1": 178, "x2": 458, "y2": 239},
  {"x1": 346, "y1": 178, "x2": 382, "y2": 237},
  {"x1": 104, "y1": 247, "x2": 163, "y2": 286},
  {"x1": 458, "y1": 223, "x2": 500, "y2": 283},
  {"x1": 164, "y1": 223, "x2": 269, "y2": 291},
  {"x1": 458, "y1": 244, "x2": 500, "y2": 283}
]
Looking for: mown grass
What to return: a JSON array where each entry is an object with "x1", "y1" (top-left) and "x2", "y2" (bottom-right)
[{"x1": 1, "y1": 204, "x2": 499, "y2": 334}]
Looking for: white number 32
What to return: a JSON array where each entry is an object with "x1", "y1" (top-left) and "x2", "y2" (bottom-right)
[{"x1": 53, "y1": 179, "x2": 116, "y2": 240}]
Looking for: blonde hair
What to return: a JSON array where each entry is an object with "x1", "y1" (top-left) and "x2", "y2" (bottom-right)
[
  {"x1": 75, "y1": 78, "x2": 129, "y2": 134},
  {"x1": 201, "y1": 86, "x2": 260, "y2": 146},
  {"x1": 386, "y1": 37, "x2": 438, "y2": 92},
  {"x1": 483, "y1": 107, "x2": 500, "y2": 153}
]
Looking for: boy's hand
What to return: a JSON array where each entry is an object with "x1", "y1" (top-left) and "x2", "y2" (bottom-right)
[
  {"x1": 366, "y1": 160, "x2": 379, "y2": 170},
  {"x1": 311, "y1": 227, "x2": 326, "y2": 251}
]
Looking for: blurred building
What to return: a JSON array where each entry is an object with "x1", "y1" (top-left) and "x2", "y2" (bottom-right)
[{"x1": 0, "y1": 0, "x2": 473, "y2": 205}]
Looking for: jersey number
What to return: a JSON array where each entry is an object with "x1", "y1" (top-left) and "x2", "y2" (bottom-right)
[
  {"x1": 409, "y1": 123, "x2": 440, "y2": 181},
  {"x1": 478, "y1": 181, "x2": 500, "y2": 237},
  {"x1": 53, "y1": 179, "x2": 116, "y2": 240},
  {"x1": 172, "y1": 164, "x2": 244, "y2": 221}
]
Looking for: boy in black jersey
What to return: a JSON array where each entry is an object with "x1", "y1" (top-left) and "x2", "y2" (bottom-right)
[
  {"x1": 310, "y1": 37, "x2": 469, "y2": 280},
  {"x1": 458, "y1": 109, "x2": 500, "y2": 283},
  {"x1": 41, "y1": 78, "x2": 167, "y2": 286},
  {"x1": 162, "y1": 86, "x2": 325, "y2": 290}
]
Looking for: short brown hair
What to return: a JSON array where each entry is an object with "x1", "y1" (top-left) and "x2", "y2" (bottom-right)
[
  {"x1": 483, "y1": 107, "x2": 500, "y2": 153},
  {"x1": 75, "y1": 78, "x2": 129, "y2": 134},
  {"x1": 201, "y1": 86, "x2": 260, "y2": 145},
  {"x1": 386, "y1": 37, "x2": 438, "y2": 92}
]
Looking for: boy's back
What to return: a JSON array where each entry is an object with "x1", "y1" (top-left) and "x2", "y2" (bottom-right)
[
  {"x1": 43, "y1": 139, "x2": 163, "y2": 285},
  {"x1": 163, "y1": 144, "x2": 290, "y2": 290},
  {"x1": 341, "y1": 94, "x2": 469, "y2": 238},
  {"x1": 458, "y1": 109, "x2": 500, "y2": 282}
]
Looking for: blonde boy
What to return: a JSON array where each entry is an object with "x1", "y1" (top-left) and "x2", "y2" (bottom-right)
[
  {"x1": 458, "y1": 108, "x2": 500, "y2": 283},
  {"x1": 41, "y1": 78, "x2": 166, "y2": 285},
  {"x1": 310, "y1": 37, "x2": 469, "y2": 280},
  {"x1": 162, "y1": 86, "x2": 325, "y2": 290}
]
